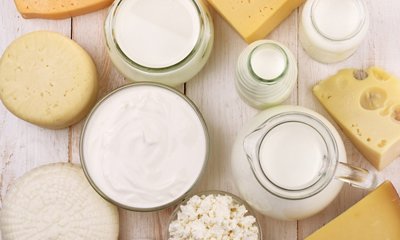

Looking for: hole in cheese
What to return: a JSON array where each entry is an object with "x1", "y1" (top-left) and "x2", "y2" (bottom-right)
[
  {"x1": 392, "y1": 106, "x2": 400, "y2": 123},
  {"x1": 360, "y1": 87, "x2": 387, "y2": 110},
  {"x1": 372, "y1": 68, "x2": 391, "y2": 81},
  {"x1": 353, "y1": 69, "x2": 368, "y2": 80}
]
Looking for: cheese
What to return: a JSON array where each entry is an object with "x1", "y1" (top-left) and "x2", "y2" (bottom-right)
[
  {"x1": 0, "y1": 31, "x2": 98, "y2": 129},
  {"x1": 207, "y1": 0, "x2": 305, "y2": 43},
  {"x1": 313, "y1": 67, "x2": 400, "y2": 170},
  {"x1": 14, "y1": 0, "x2": 114, "y2": 19},
  {"x1": 0, "y1": 163, "x2": 119, "y2": 240},
  {"x1": 306, "y1": 181, "x2": 400, "y2": 240}
]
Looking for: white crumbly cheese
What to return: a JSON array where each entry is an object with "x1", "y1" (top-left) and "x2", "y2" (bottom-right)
[
  {"x1": 169, "y1": 194, "x2": 259, "y2": 240},
  {"x1": 0, "y1": 163, "x2": 119, "y2": 240}
]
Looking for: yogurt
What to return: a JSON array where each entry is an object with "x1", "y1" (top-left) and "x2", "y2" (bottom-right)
[
  {"x1": 81, "y1": 84, "x2": 208, "y2": 210},
  {"x1": 299, "y1": 0, "x2": 369, "y2": 63},
  {"x1": 105, "y1": 0, "x2": 214, "y2": 86}
]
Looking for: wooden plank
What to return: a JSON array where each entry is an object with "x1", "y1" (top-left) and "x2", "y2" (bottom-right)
[
  {"x1": 297, "y1": 0, "x2": 400, "y2": 238},
  {"x1": 0, "y1": 1, "x2": 71, "y2": 239},
  {"x1": 185, "y1": 8, "x2": 299, "y2": 240}
]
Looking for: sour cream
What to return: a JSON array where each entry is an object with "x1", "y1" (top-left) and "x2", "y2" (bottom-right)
[{"x1": 81, "y1": 83, "x2": 208, "y2": 210}]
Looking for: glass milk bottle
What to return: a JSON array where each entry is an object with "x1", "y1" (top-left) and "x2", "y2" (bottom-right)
[
  {"x1": 104, "y1": 0, "x2": 214, "y2": 86},
  {"x1": 231, "y1": 105, "x2": 377, "y2": 220},
  {"x1": 299, "y1": 0, "x2": 369, "y2": 63},
  {"x1": 235, "y1": 40, "x2": 297, "y2": 109}
]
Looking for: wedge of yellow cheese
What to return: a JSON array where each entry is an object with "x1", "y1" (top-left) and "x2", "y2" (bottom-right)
[
  {"x1": 14, "y1": 0, "x2": 114, "y2": 19},
  {"x1": 207, "y1": 0, "x2": 304, "y2": 43},
  {"x1": 0, "y1": 31, "x2": 98, "y2": 129},
  {"x1": 313, "y1": 67, "x2": 400, "y2": 170},
  {"x1": 306, "y1": 181, "x2": 400, "y2": 240}
]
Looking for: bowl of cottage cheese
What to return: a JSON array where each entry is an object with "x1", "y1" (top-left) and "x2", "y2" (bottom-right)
[{"x1": 168, "y1": 190, "x2": 261, "y2": 240}]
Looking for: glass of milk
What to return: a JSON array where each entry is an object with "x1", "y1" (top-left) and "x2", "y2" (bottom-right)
[
  {"x1": 231, "y1": 105, "x2": 377, "y2": 220},
  {"x1": 104, "y1": 0, "x2": 214, "y2": 86},
  {"x1": 235, "y1": 40, "x2": 297, "y2": 109},
  {"x1": 299, "y1": 0, "x2": 369, "y2": 63}
]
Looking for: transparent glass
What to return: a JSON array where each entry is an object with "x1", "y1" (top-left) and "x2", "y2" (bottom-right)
[
  {"x1": 104, "y1": 0, "x2": 214, "y2": 86},
  {"x1": 235, "y1": 40, "x2": 297, "y2": 109},
  {"x1": 167, "y1": 190, "x2": 262, "y2": 239},
  {"x1": 232, "y1": 106, "x2": 377, "y2": 220},
  {"x1": 299, "y1": 0, "x2": 369, "y2": 63}
]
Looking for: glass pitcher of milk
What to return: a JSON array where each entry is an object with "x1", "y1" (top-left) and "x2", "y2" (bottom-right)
[{"x1": 231, "y1": 105, "x2": 377, "y2": 220}]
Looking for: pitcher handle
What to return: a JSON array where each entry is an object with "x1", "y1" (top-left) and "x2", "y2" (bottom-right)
[{"x1": 335, "y1": 162, "x2": 377, "y2": 190}]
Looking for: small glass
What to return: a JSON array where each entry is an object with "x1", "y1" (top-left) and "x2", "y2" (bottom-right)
[
  {"x1": 235, "y1": 40, "x2": 298, "y2": 109},
  {"x1": 167, "y1": 190, "x2": 262, "y2": 240},
  {"x1": 104, "y1": 0, "x2": 214, "y2": 86},
  {"x1": 299, "y1": 0, "x2": 369, "y2": 63}
]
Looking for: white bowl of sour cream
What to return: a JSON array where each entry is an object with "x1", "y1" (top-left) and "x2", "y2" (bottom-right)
[{"x1": 80, "y1": 83, "x2": 209, "y2": 211}]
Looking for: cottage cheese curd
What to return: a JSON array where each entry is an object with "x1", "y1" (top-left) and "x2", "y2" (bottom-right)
[{"x1": 168, "y1": 193, "x2": 260, "y2": 239}]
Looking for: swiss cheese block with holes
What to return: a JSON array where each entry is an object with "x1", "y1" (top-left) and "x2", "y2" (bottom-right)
[
  {"x1": 0, "y1": 163, "x2": 119, "y2": 240},
  {"x1": 14, "y1": 0, "x2": 114, "y2": 19},
  {"x1": 313, "y1": 67, "x2": 400, "y2": 170},
  {"x1": 207, "y1": 0, "x2": 305, "y2": 43},
  {"x1": 0, "y1": 31, "x2": 98, "y2": 129}
]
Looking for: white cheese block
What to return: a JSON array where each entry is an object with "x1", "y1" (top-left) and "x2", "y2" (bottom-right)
[
  {"x1": 0, "y1": 31, "x2": 98, "y2": 129},
  {"x1": 0, "y1": 163, "x2": 119, "y2": 240}
]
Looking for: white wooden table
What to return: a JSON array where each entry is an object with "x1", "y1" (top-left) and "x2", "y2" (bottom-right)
[{"x1": 1, "y1": 1, "x2": 400, "y2": 239}]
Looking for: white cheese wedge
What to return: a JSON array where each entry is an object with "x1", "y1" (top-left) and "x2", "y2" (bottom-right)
[
  {"x1": 313, "y1": 67, "x2": 400, "y2": 170},
  {"x1": 0, "y1": 163, "x2": 119, "y2": 240},
  {"x1": 0, "y1": 31, "x2": 98, "y2": 129}
]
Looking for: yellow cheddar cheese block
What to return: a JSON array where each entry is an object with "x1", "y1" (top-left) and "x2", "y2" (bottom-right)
[
  {"x1": 306, "y1": 181, "x2": 400, "y2": 240},
  {"x1": 313, "y1": 67, "x2": 400, "y2": 170},
  {"x1": 0, "y1": 31, "x2": 98, "y2": 129},
  {"x1": 14, "y1": 0, "x2": 114, "y2": 19},
  {"x1": 207, "y1": 0, "x2": 304, "y2": 43}
]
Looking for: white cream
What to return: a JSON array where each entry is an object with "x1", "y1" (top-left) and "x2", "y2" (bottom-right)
[
  {"x1": 82, "y1": 85, "x2": 208, "y2": 209},
  {"x1": 299, "y1": 0, "x2": 369, "y2": 63},
  {"x1": 114, "y1": 0, "x2": 201, "y2": 68}
]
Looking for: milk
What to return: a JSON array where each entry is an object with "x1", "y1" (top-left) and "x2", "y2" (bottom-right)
[
  {"x1": 250, "y1": 44, "x2": 286, "y2": 80},
  {"x1": 114, "y1": 0, "x2": 201, "y2": 68},
  {"x1": 259, "y1": 122, "x2": 325, "y2": 190},
  {"x1": 231, "y1": 106, "x2": 346, "y2": 220},
  {"x1": 299, "y1": 0, "x2": 369, "y2": 63}
]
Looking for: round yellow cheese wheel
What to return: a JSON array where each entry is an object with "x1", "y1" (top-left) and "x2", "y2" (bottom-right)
[
  {"x1": 0, "y1": 163, "x2": 119, "y2": 240},
  {"x1": 0, "y1": 31, "x2": 98, "y2": 129}
]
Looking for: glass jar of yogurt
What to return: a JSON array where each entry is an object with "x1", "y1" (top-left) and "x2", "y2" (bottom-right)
[
  {"x1": 299, "y1": 0, "x2": 369, "y2": 63},
  {"x1": 80, "y1": 83, "x2": 209, "y2": 211},
  {"x1": 231, "y1": 105, "x2": 377, "y2": 220},
  {"x1": 235, "y1": 40, "x2": 297, "y2": 109},
  {"x1": 104, "y1": 0, "x2": 214, "y2": 86}
]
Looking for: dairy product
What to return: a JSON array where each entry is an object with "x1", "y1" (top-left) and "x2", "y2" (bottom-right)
[
  {"x1": 207, "y1": 0, "x2": 305, "y2": 43},
  {"x1": 259, "y1": 122, "x2": 325, "y2": 190},
  {"x1": 0, "y1": 163, "x2": 119, "y2": 240},
  {"x1": 313, "y1": 67, "x2": 400, "y2": 170},
  {"x1": 14, "y1": 0, "x2": 114, "y2": 19},
  {"x1": 105, "y1": 0, "x2": 214, "y2": 86},
  {"x1": 81, "y1": 84, "x2": 208, "y2": 210},
  {"x1": 306, "y1": 181, "x2": 400, "y2": 240},
  {"x1": 235, "y1": 40, "x2": 297, "y2": 109},
  {"x1": 232, "y1": 105, "x2": 376, "y2": 220},
  {"x1": 114, "y1": 0, "x2": 200, "y2": 68},
  {"x1": 168, "y1": 193, "x2": 260, "y2": 239},
  {"x1": 0, "y1": 31, "x2": 98, "y2": 129},
  {"x1": 299, "y1": 0, "x2": 369, "y2": 63}
]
